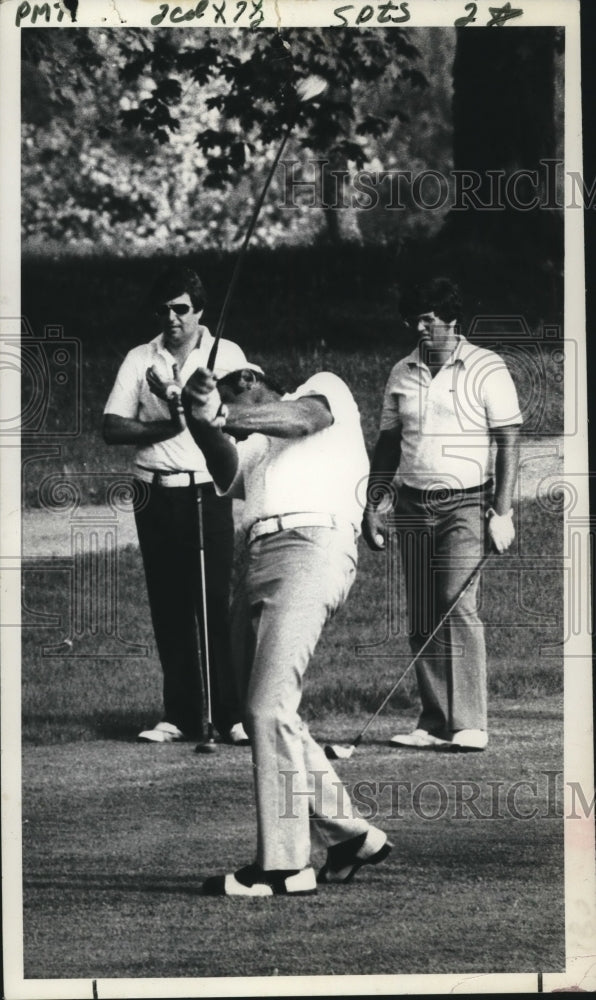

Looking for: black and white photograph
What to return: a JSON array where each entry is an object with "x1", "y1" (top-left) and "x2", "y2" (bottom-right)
[{"x1": 0, "y1": 0, "x2": 594, "y2": 996}]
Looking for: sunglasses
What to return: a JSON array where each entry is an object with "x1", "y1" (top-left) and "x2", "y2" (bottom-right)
[{"x1": 155, "y1": 302, "x2": 193, "y2": 317}]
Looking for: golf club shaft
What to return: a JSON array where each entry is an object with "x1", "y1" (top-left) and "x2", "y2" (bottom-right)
[
  {"x1": 351, "y1": 552, "x2": 492, "y2": 747},
  {"x1": 195, "y1": 486, "x2": 214, "y2": 741},
  {"x1": 206, "y1": 120, "x2": 294, "y2": 371}
]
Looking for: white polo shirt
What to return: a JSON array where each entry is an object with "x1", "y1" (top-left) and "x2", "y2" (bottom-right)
[
  {"x1": 222, "y1": 372, "x2": 370, "y2": 533},
  {"x1": 380, "y1": 336, "x2": 522, "y2": 490},
  {"x1": 104, "y1": 327, "x2": 247, "y2": 481}
]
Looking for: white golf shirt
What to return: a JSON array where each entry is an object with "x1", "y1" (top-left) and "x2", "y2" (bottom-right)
[
  {"x1": 104, "y1": 327, "x2": 246, "y2": 482},
  {"x1": 222, "y1": 372, "x2": 370, "y2": 534},
  {"x1": 380, "y1": 336, "x2": 522, "y2": 490}
]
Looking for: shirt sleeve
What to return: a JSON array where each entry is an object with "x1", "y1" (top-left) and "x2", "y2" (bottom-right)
[
  {"x1": 103, "y1": 350, "x2": 143, "y2": 419},
  {"x1": 379, "y1": 364, "x2": 403, "y2": 432},
  {"x1": 481, "y1": 358, "x2": 523, "y2": 428},
  {"x1": 213, "y1": 433, "x2": 268, "y2": 500},
  {"x1": 286, "y1": 372, "x2": 359, "y2": 425},
  {"x1": 214, "y1": 461, "x2": 245, "y2": 500}
]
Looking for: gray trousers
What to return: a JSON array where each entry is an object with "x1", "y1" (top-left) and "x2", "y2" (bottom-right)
[
  {"x1": 230, "y1": 525, "x2": 370, "y2": 871},
  {"x1": 395, "y1": 484, "x2": 490, "y2": 737}
]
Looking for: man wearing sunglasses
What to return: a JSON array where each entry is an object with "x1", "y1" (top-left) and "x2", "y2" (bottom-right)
[{"x1": 103, "y1": 266, "x2": 249, "y2": 746}]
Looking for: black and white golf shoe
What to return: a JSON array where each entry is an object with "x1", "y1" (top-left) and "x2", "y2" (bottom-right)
[
  {"x1": 317, "y1": 827, "x2": 393, "y2": 885},
  {"x1": 201, "y1": 863, "x2": 317, "y2": 897}
]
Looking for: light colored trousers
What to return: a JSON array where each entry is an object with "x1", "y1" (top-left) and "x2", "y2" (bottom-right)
[
  {"x1": 230, "y1": 525, "x2": 370, "y2": 871},
  {"x1": 395, "y1": 485, "x2": 489, "y2": 737}
]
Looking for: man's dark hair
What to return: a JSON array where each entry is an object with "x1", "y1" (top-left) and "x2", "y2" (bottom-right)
[
  {"x1": 400, "y1": 277, "x2": 462, "y2": 324},
  {"x1": 150, "y1": 266, "x2": 207, "y2": 312}
]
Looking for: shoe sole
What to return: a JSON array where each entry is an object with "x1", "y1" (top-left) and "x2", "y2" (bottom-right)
[
  {"x1": 201, "y1": 872, "x2": 317, "y2": 896},
  {"x1": 318, "y1": 840, "x2": 393, "y2": 885},
  {"x1": 389, "y1": 740, "x2": 448, "y2": 749},
  {"x1": 137, "y1": 735, "x2": 184, "y2": 743},
  {"x1": 201, "y1": 888, "x2": 317, "y2": 897}
]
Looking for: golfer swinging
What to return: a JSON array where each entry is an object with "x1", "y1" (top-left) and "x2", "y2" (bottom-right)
[{"x1": 168, "y1": 363, "x2": 392, "y2": 896}]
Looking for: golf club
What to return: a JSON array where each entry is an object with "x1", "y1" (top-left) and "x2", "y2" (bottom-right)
[
  {"x1": 324, "y1": 552, "x2": 492, "y2": 760},
  {"x1": 194, "y1": 487, "x2": 217, "y2": 755},
  {"x1": 206, "y1": 74, "x2": 328, "y2": 371}
]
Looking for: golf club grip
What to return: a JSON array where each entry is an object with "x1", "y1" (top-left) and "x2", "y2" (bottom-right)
[
  {"x1": 356, "y1": 552, "x2": 491, "y2": 742},
  {"x1": 207, "y1": 120, "x2": 294, "y2": 371}
]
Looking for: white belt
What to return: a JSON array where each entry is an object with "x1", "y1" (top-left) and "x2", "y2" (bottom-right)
[
  {"x1": 135, "y1": 467, "x2": 211, "y2": 488},
  {"x1": 248, "y1": 512, "x2": 339, "y2": 545}
]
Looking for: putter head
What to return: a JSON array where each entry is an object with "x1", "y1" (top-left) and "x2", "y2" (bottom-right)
[
  {"x1": 195, "y1": 740, "x2": 217, "y2": 755},
  {"x1": 324, "y1": 743, "x2": 354, "y2": 760}
]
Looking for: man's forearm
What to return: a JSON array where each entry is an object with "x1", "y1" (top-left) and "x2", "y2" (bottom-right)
[
  {"x1": 185, "y1": 415, "x2": 239, "y2": 491},
  {"x1": 492, "y1": 425, "x2": 521, "y2": 514},
  {"x1": 361, "y1": 427, "x2": 402, "y2": 550},
  {"x1": 224, "y1": 398, "x2": 332, "y2": 439},
  {"x1": 365, "y1": 428, "x2": 402, "y2": 510},
  {"x1": 102, "y1": 414, "x2": 181, "y2": 446}
]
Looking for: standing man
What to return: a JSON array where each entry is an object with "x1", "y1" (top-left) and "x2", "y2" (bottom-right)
[
  {"x1": 363, "y1": 277, "x2": 522, "y2": 752},
  {"x1": 103, "y1": 266, "x2": 249, "y2": 745},
  {"x1": 177, "y1": 364, "x2": 392, "y2": 896}
]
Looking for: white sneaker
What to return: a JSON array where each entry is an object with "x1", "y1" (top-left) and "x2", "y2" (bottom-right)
[
  {"x1": 450, "y1": 729, "x2": 488, "y2": 751},
  {"x1": 137, "y1": 721, "x2": 185, "y2": 743},
  {"x1": 228, "y1": 722, "x2": 250, "y2": 746},
  {"x1": 389, "y1": 728, "x2": 448, "y2": 748}
]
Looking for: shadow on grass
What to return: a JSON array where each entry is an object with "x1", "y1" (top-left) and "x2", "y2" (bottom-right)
[
  {"x1": 23, "y1": 711, "x2": 156, "y2": 745},
  {"x1": 25, "y1": 873, "x2": 205, "y2": 895}
]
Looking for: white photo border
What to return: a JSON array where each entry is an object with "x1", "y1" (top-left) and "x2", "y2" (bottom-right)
[{"x1": 1, "y1": 1, "x2": 593, "y2": 997}]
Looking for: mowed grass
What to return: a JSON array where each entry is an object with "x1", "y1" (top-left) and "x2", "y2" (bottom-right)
[
  {"x1": 21, "y1": 725, "x2": 565, "y2": 980},
  {"x1": 21, "y1": 497, "x2": 562, "y2": 745}
]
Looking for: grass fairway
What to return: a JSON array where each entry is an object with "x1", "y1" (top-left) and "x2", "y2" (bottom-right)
[
  {"x1": 19, "y1": 381, "x2": 565, "y2": 983},
  {"x1": 22, "y1": 496, "x2": 562, "y2": 743},
  {"x1": 22, "y1": 705, "x2": 564, "y2": 980}
]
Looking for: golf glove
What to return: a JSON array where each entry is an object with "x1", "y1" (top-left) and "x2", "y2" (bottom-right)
[
  {"x1": 194, "y1": 386, "x2": 227, "y2": 425},
  {"x1": 181, "y1": 367, "x2": 229, "y2": 426},
  {"x1": 486, "y1": 507, "x2": 515, "y2": 553}
]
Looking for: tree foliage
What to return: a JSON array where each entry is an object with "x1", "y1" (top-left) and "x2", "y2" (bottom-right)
[
  {"x1": 22, "y1": 27, "x2": 434, "y2": 254},
  {"x1": 115, "y1": 28, "x2": 425, "y2": 176}
]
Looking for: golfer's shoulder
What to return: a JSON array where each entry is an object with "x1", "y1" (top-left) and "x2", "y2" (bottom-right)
[
  {"x1": 384, "y1": 356, "x2": 411, "y2": 387},
  {"x1": 118, "y1": 340, "x2": 154, "y2": 371},
  {"x1": 459, "y1": 339, "x2": 507, "y2": 366},
  {"x1": 296, "y1": 371, "x2": 356, "y2": 405},
  {"x1": 460, "y1": 341, "x2": 517, "y2": 383}
]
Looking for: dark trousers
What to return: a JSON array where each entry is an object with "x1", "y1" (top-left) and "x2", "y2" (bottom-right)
[{"x1": 134, "y1": 481, "x2": 239, "y2": 738}]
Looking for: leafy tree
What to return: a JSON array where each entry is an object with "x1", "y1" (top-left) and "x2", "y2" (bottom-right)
[{"x1": 21, "y1": 27, "x2": 428, "y2": 252}]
